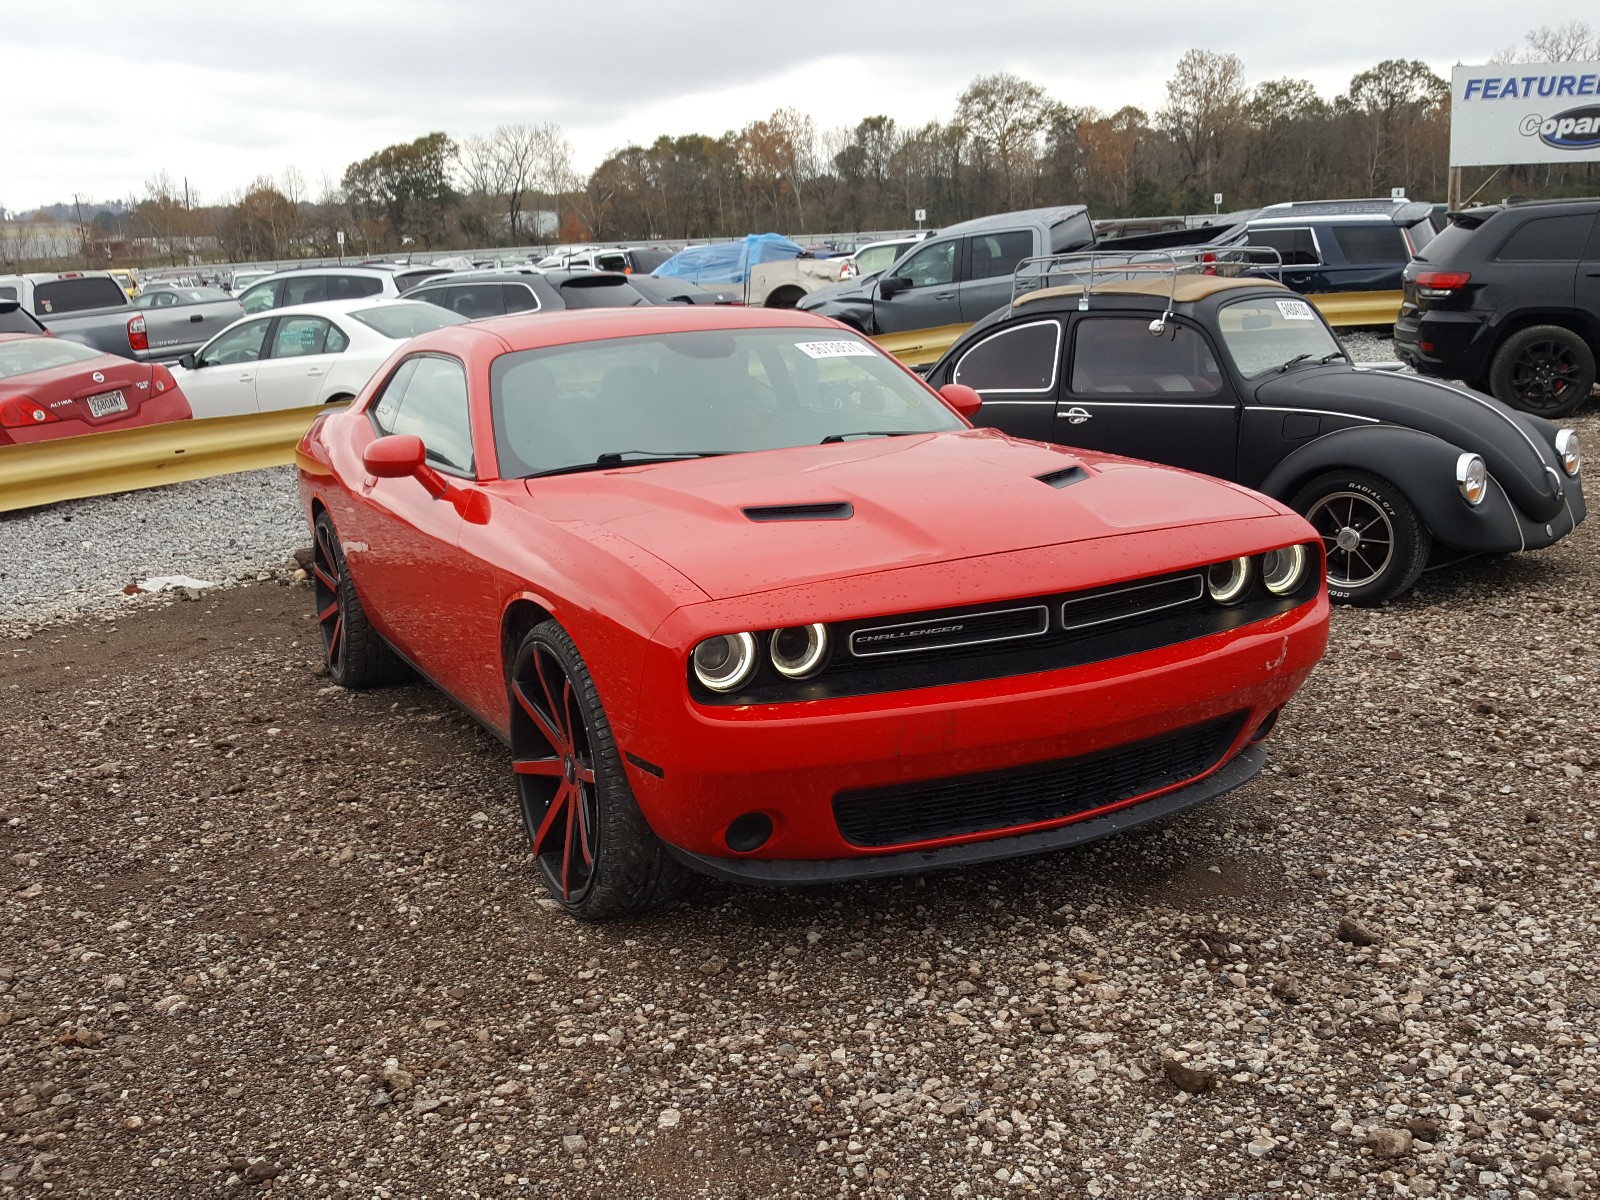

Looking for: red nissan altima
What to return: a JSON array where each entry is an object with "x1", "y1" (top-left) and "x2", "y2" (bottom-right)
[
  {"x1": 0, "y1": 333, "x2": 191, "y2": 444},
  {"x1": 296, "y1": 306, "x2": 1329, "y2": 919}
]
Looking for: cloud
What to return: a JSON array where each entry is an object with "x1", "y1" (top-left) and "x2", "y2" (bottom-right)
[{"x1": 1, "y1": 0, "x2": 1581, "y2": 209}]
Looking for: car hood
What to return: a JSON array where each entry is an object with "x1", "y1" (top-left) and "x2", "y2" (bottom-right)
[
  {"x1": 518, "y1": 429, "x2": 1278, "y2": 601},
  {"x1": 797, "y1": 276, "x2": 874, "y2": 311},
  {"x1": 1254, "y1": 365, "x2": 1568, "y2": 519}
]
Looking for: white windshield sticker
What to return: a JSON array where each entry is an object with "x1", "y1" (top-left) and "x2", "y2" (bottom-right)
[
  {"x1": 795, "y1": 339, "x2": 876, "y2": 359},
  {"x1": 1276, "y1": 299, "x2": 1315, "y2": 322}
]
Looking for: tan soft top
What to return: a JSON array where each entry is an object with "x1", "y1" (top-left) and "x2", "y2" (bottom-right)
[{"x1": 1014, "y1": 274, "x2": 1287, "y2": 308}]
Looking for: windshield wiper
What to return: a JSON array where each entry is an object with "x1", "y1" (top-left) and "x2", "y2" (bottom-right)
[
  {"x1": 526, "y1": 450, "x2": 731, "y2": 479},
  {"x1": 1278, "y1": 353, "x2": 1315, "y2": 373},
  {"x1": 819, "y1": 430, "x2": 921, "y2": 444},
  {"x1": 1319, "y1": 350, "x2": 1346, "y2": 364}
]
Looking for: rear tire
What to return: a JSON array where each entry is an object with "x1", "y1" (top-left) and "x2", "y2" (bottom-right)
[
  {"x1": 1289, "y1": 470, "x2": 1430, "y2": 605},
  {"x1": 1489, "y1": 325, "x2": 1595, "y2": 417},
  {"x1": 509, "y1": 620, "x2": 689, "y2": 920},
  {"x1": 312, "y1": 512, "x2": 407, "y2": 688}
]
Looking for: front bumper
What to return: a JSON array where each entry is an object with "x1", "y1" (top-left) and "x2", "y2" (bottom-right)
[{"x1": 622, "y1": 595, "x2": 1326, "y2": 875}]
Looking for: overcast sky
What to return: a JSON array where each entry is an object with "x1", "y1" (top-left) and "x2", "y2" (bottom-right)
[{"x1": 2, "y1": 1, "x2": 1585, "y2": 212}]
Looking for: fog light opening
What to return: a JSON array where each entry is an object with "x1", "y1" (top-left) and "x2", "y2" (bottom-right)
[
  {"x1": 1249, "y1": 708, "x2": 1281, "y2": 744},
  {"x1": 724, "y1": 812, "x2": 774, "y2": 853}
]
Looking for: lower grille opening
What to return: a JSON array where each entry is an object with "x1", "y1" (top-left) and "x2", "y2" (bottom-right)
[{"x1": 832, "y1": 713, "x2": 1245, "y2": 848}]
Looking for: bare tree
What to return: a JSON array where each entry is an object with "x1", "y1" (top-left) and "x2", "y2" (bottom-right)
[
  {"x1": 956, "y1": 73, "x2": 1056, "y2": 209},
  {"x1": 1159, "y1": 50, "x2": 1248, "y2": 192}
]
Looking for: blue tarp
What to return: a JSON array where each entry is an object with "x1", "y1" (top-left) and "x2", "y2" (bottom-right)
[{"x1": 651, "y1": 233, "x2": 804, "y2": 285}]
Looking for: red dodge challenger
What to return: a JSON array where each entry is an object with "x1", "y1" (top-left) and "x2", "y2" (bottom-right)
[
  {"x1": 0, "y1": 332, "x2": 191, "y2": 444},
  {"x1": 296, "y1": 306, "x2": 1329, "y2": 919}
]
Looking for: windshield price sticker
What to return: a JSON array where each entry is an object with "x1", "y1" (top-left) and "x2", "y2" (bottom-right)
[
  {"x1": 796, "y1": 340, "x2": 876, "y2": 359},
  {"x1": 1276, "y1": 299, "x2": 1315, "y2": 322}
]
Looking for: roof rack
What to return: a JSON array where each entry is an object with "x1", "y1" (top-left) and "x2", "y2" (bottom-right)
[{"x1": 1011, "y1": 247, "x2": 1284, "y2": 331}]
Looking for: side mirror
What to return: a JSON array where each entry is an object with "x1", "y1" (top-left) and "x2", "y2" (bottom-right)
[
  {"x1": 178, "y1": 352, "x2": 199, "y2": 369},
  {"x1": 939, "y1": 383, "x2": 983, "y2": 419},
  {"x1": 879, "y1": 275, "x2": 910, "y2": 299},
  {"x1": 362, "y1": 434, "x2": 427, "y2": 479}
]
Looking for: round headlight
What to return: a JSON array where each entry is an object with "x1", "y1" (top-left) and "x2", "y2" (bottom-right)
[
  {"x1": 1206, "y1": 557, "x2": 1252, "y2": 604},
  {"x1": 1556, "y1": 428, "x2": 1581, "y2": 477},
  {"x1": 1261, "y1": 544, "x2": 1308, "y2": 596},
  {"x1": 1456, "y1": 452, "x2": 1488, "y2": 506},
  {"x1": 692, "y1": 632, "x2": 758, "y2": 693},
  {"x1": 770, "y1": 623, "x2": 829, "y2": 679}
]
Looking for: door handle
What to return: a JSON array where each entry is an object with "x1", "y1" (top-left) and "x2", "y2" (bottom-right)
[
  {"x1": 189, "y1": 313, "x2": 204, "y2": 322},
  {"x1": 934, "y1": 291, "x2": 956, "y2": 300},
  {"x1": 1059, "y1": 407, "x2": 1092, "y2": 424},
  {"x1": 238, "y1": 373, "x2": 254, "y2": 383},
  {"x1": 1587, "y1": 270, "x2": 1600, "y2": 277},
  {"x1": 307, "y1": 367, "x2": 324, "y2": 376}
]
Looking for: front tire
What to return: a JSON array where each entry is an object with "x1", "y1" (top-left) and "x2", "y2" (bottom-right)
[
  {"x1": 1290, "y1": 470, "x2": 1431, "y2": 605},
  {"x1": 509, "y1": 621, "x2": 688, "y2": 920},
  {"x1": 1489, "y1": 325, "x2": 1596, "y2": 417},
  {"x1": 311, "y1": 512, "x2": 407, "y2": 687}
]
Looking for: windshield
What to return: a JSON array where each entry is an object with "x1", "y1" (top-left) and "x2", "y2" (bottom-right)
[
  {"x1": 349, "y1": 303, "x2": 467, "y2": 339},
  {"x1": 0, "y1": 336, "x2": 102, "y2": 380},
  {"x1": 1217, "y1": 296, "x2": 1344, "y2": 377},
  {"x1": 491, "y1": 327, "x2": 963, "y2": 479}
]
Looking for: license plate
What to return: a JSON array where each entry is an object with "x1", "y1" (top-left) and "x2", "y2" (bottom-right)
[{"x1": 86, "y1": 390, "x2": 128, "y2": 418}]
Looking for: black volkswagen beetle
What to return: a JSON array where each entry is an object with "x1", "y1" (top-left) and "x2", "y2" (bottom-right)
[{"x1": 924, "y1": 274, "x2": 1585, "y2": 604}]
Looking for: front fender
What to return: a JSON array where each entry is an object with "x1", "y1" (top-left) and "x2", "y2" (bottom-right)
[{"x1": 1257, "y1": 425, "x2": 1526, "y2": 554}]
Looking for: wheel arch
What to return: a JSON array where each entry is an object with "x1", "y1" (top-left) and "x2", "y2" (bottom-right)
[
  {"x1": 501, "y1": 594, "x2": 558, "y2": 680},
  {"x1": 1260, "y1": 425, "x2": 1523, "y2": 552},
  {"x1": 764, "y1": 285, "x2": 807, "y2": 309},
  {"x1": 1488, "y1": 307, "x2": 1600, "y2": 356}
]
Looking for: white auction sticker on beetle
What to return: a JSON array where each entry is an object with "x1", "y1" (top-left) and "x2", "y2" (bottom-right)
[
  {"x1": 1276, "y1": 299, "x2": 1315, "y2": 321},
  {"x1": 795, "y1": 340, "x2": 876, "y2": 359}
]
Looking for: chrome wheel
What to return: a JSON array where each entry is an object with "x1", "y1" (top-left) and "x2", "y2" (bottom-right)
[{"x1": 1305, "y1": 490, "x2": 1394, "y2": 590}]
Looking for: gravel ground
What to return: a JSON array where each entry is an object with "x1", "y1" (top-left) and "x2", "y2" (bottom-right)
[
  {"x1": 0, "y1": 467, "x2": 305, "y2": 638},
  {"x1": 1, "y1": 406, "x2": 1597, "y2": 1198}
]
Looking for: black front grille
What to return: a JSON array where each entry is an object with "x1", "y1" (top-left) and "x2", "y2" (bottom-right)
[{"x1": 832, "y1": 714, "x2": 1244, "y2": 847}]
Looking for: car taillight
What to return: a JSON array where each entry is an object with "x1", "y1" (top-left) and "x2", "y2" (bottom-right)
[
  {"x1": 127, "y1": 315, "x2": 148, "y2": 352},
  {"x1": 1414, "y1": 271, "x2": 1470, "y2": 298},
  {"x1": 0, "y1": 396, "x2": 59, "y2": 428}
]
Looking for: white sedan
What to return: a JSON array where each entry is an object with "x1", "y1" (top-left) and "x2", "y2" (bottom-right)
[{"x1": 171, "y1": 298, "x2": 466, "y2": 418}]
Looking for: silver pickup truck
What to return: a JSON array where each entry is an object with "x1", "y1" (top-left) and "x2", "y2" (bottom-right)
[{"x1": 0, "y1": 271, "x2": 241, "y2": 362}]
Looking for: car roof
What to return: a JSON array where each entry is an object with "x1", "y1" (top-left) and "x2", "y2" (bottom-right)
[
  {"x1": 1015, "y1": 274, "x2": 1287, "y2": 309},
  {"x1": 409, "y1": 304, "x2": 845, "y2": 355},
  {"x1": 938, "y1": 206, "x2": 1088, "y2": 236},
  {"x1": 237, "y1": 297, "x2": 430, "y2": 319},
  {"x1": 1253, "y1": 198, "x2": 1437, "y2": 226}
]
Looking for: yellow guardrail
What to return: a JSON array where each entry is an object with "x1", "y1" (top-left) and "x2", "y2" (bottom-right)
[
  {"x1": 1310, "y1": 290, "x2": 1403, "y2": 328},
  {"x1": 0, "y1": 406, "x2": 323, "y2": 513},
  {"x1": 874, "y1": 323, "x2": 972, "y2": 368}
]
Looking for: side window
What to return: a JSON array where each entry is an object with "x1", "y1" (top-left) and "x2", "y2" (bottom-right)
[
  {"x1": 377, "y1": 356, "x2": 474, "y2": 476},
  {"x1": 325, "y1": 322, "x2": 350, "y2": 353},
  {"x1": 200, "y1": 318, "x2": 271, "y2": 366},
  {"x1": 1070, "y1": 319, "x2": 1223, "y2": 396},
  {"x1": 282, "y1": 275, "x2": 328, "y2": 306},
  {"x1": 953, "y1": 320, "x2": 1062, "y2": 393},
  {"x1": 370, "y1": 360, "x2": 419, "y2": 434},
  {"x1": 0, "y1": 285, "x2": 18, "y2": 301},
  {"x1": 1495, "y1": 214, "x2": 1592, "y2": 262},
  {"x1": 328, "y1": 274, "x2": 384, "y2": 300},
  {"x1": 270, "y1": 316, "x2": 334, "y2": 358},
  {"x1": 406, "y1": 287, "x2": 446, "y2": 310},
  {"x1": 595, "y1": 253, "x2": 628, "y2": 272},
  {"x1": 1331, "y1": 225, "x2": 1409, "y2": 264},
  {"x1": 447, "y1": 284, "x2": 504, "y2": 320},
  {"x1": 1246, "y1": 227, "x2": 1320, "y2": 266},
  {"x1": 894, "y1": 240, "x2": 957, "y2": 288},
  {"x1": 501, "y1": 284, "x2": 539, "y2": 314},
  {"x1": 965, "y1": 230, "x2": 1034, "y2": 282}
]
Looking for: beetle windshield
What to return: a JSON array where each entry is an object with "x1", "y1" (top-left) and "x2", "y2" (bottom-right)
[
  {"x1": 1217, "y1": 296, "x2": 1344, "y2": 377},
  {"x1": 491, "y1": 328, "x2": 963, "y2": 479}
]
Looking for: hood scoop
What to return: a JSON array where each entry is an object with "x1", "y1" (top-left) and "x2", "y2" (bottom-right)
[
  {"x1": 1036, "y1": 465, "x2": 1088, "y2": 489},
  {"x1": 742, "y1": 501, "x2": 854, "y2": 522}
]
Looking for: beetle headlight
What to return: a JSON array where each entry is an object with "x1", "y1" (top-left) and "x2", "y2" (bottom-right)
[
  {"x1": 1206, "y1": 557, "x2": 1252, "y2": 604},
  {"x1": 770, "y1": 624, "x2": 829, "y2": 679},
  {"x1": 692, "y1": 633, "x2": 758, "y2": 692},
  {"x1": 1556, "y1": 429, "x2": 1581, "y2": 477},
  {"x1": 1455, "y1": 453, "x2": 1488, "y2": 506},
  {"x1": 1261, "y1": 544, "x2": 1308, "y2": 597}
]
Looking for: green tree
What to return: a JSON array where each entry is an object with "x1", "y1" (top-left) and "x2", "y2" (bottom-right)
[
  {"x1": 342, "y1": 132, "x2": 458, "y2": 248},
  {"x1": 956, "y1": 73, "x2": 1056, "y2": 210}
]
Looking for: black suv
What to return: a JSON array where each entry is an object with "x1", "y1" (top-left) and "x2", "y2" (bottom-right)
[{"x1": 1394, "y1": 198, "x2": 1600, "y2": 417}]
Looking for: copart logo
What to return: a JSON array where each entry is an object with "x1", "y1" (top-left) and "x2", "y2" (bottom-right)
[{"x1": 1520, "y1": 105, "x2": 1600, "y2": 150}]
